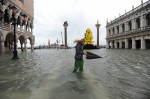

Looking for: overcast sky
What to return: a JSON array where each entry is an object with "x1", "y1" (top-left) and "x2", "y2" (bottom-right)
[{"x1": 33, "y1": 0, "x2": 147, "y2": 47}]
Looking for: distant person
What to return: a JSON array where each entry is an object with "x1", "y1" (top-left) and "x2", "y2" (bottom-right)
[{"x1": 72, "y1": 38, "x2": 87, "y2": 73}]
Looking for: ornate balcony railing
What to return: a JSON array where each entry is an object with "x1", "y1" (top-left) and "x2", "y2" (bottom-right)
[{"x1": 0, "y1": 22, "x2": 32, "y2": 34}]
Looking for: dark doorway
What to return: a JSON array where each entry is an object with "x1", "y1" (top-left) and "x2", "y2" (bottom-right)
[
  {"x1": 128, "y1": 38, "x2": 132, "y2": 49},
  {"x1": 136, "y1": 40, "x2": 141, "y2": 49},
  {"x1": 122, "y1": 42, "x2": 125, "y2": 48},
  {"x1": 117, "y1": 42, "x2": 119, "y2": 48},
  {"x1": 146, "y1": 39, "x2": 150, "y2": 49}
]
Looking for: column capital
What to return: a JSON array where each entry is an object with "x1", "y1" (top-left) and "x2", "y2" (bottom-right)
[{"x1": 95, "y1": 24, "x2": 100, "y2": 28}]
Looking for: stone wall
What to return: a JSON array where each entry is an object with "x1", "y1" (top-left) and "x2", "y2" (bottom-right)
[{"x1": 11, "y1": 0, "x2": 34, "y2": 18}]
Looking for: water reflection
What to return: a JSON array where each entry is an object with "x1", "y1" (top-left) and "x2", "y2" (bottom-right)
[{"x1": 0, "y1": 49, "x2": 150, "y2": 99}]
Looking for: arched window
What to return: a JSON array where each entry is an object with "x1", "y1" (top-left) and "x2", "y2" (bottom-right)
[
  {"x1": 122, "y1": 24, "x2": 125, "y2": 32},
  {"x1": 113, "y1": 27, "x2": 115, "y2": 35},
  {"x1": 109, "y1": 29, "x2": 111, "y2": 36},
  {"x1": 117, "y1": 26, "x2": 119, "y2": 34},
  {"x1": 146, "y1": 13, "x2": 150, "y2": 26},
  {"x1": 128, "y1": 21, "x2": 132, "y2": 31},
  {"x1": 136, "y1": 17, "x2": 140, "y2": 29}
]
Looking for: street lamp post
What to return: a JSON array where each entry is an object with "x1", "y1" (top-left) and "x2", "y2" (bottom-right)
[{"x1": 12, "y1": 7, "x2": 19, "y2": 59}]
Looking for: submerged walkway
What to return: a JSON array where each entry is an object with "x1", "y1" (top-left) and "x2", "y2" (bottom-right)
[{"x1": 0, "y1": 49, "x2": 150, "y2": 99}]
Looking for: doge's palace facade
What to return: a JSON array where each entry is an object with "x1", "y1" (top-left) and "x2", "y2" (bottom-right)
[
  {"x1": 0, "y1": 0, "x2": 35, "y2": 52},
  {"x1": 106, "y1": 0, "x2": 150, "y2": 49}
]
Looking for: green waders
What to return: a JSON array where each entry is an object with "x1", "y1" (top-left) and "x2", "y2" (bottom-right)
[{"x1": 72, "y1": 60, "x2": 84, "y2": 73}]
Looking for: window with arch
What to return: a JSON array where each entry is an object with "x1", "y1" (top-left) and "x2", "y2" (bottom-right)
[
  {"x1": 117, "y1": 26, "x2": 119, "y2": 34},
  {"x1": 146, "y1": 13, "x2": 150, "y2": 26},
  {"x1": 136, "y1": 17, "x2": 140, "y2": 29},
  {"x1": 128, "y1": 21, "x2": 132, "y2": 31},
  {"x1": 113, "y1": 27, "x2": 115, "y2": 35},
  {"x1": 122, "y1": 24, "x2": 125, "y2": 33},
  {"x1": 108, "y1": 29, "x2": 111, "y2": 36}
]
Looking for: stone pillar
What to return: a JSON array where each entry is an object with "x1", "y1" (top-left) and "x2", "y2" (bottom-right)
[
  {"x1": 112, "y1": 41, "x2": 114, "y2": 48},
  {"x1": 106, "y1": 40, "x2": 110, "y2": 49},
  {"x1": 20, "y1": 16, "x2": 23, "y2": 32},
  {"x1": 111, "y1": 28, "x2": 113, "y2": 35},
  {"x1": 31, "y1": 20, "x2": 33, "y2": 34},
  {"x1": 132, "y1": 37, "x2": 136, "y2": 49},
  {"x1": 141, "y1": 15, "x2": 146, "y2": 29},
  {"x1": 125, "y1": 38, "x2": 129, "y2": 49},
  {"x1": 24, "y1": 43, "x2": 27, "y2": 51},
  {"x1": 95, "y1": 21, "x2": 100, "y2": 48},
  {"x1": 119, "y1": 40, "x2": 122, "y2": 49},
  {"x1": 31, "y1": 43, "x2": 34, "y2": 51},
  {"x1": 1, "y1": 41, "x2": 5, "y2": 52},
  {"x1": 141, "y1": 36, "x2": 146, "y2": 49},
  {"x1": 125, "y1": 22, "x2": 129, "y2": 32},
  {"x1": 8, "y1": 8, "x2": 12, "y2": 29},
  {"x1": 63, "y1": 21, "x2": 68, "y2": 48},
  {"x1": 132, "y1": 18, "x2": 136, "y2": 30},
  {"x1": 114, "y1": 40, "x2": 117, "y2": 48},
  {"x1": 119, "y1": 24, "x2": 122, "y2": 34}
]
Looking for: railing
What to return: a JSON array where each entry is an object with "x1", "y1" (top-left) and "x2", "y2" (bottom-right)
[{"x1": 0, "y1": 22, "x2": 32, "y2": 34}]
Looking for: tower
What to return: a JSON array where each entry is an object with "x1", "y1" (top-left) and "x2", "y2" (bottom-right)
[
  {"x1": 95, "y1": 21, "x2": 101, "y2": 48},
  {"x1": 63, "y1": 21, "x2": 68, "y2": 48}
]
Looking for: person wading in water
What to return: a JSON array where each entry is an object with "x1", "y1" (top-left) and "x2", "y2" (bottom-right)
[{"x1": 72, "y1": 38, "x2": 87, "y2": 73}]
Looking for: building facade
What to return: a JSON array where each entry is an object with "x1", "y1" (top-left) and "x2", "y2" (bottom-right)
[
  {"x1": 0, "y1": 0, "x2": 34, "y2": 52},
  {"x1": 106, "y1": 0, "x2": 150, "y2": 49}
]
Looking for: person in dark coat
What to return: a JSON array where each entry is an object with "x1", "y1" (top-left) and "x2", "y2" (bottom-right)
[{"x1": 72, "y1": 38, "x2": 87, "y2": 73}]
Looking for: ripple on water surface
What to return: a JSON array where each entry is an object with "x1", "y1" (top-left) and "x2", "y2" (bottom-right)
[{"x1": 0, "y1": 49, "x2": 150, "y2": 99}]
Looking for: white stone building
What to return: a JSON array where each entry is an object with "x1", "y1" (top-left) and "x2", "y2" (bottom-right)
[
  {"x1": 106, "y1": 0, "x2": 150, "y2": 49},
  {"x1": 0, "y1": 0, "x2": 35, "y2": 52}
]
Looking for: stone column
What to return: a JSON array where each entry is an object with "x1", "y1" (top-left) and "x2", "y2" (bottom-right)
[
  {"x1": 95, "y1": 21, "x2": 100, "y2": 48},
  {"x1": 8, "y1": 8, "x2": 12, "y2": 29},
  {"x1": 125, "y1": 38, "x2": 129, "y2": 49},
  {"x1": 141, "y1": 15, "x2": 146, "y2": 29},
  {"x1": 132, "y1": 18, "x2": 136, "y2": 30},
  {"x1": 24, "y1": 42, "x2": 27, "y2": 51},
  {"x1": 31, "y1": 43, "x2": 34, "y2": 51},
  {"x1": 132, "y1": 37, "x2": 136, "y2": 49},
  {"x1": 20, "y1": 16, "x2": 23, "y2": 32},
  {"x1": 114, "y1": 40, "x2": 117, "y2": 48},
  {"x1": 119, "y1": 40, "x2": 122, "y2": 49},
  {"x1": 106, "y1": 29, "x2": 108, "y2": 37},
  {"x1": 31, "y1": 20, "x2": 33, "y2": 34},
  {"x1": 1, "y1": 41, "x2": 5, "y2": 52},
  {"x1": 119, "y1": 24, "x2": 122, "y2": 34},
  {"x1": 28, "y1": 20, "x2": 31, "y2": 32},
  {"x1": 125, "y1": 22, "x2": 129, "y2": 32},
  {"x1": 63, "y1": 21, "x2": 68, "y2": 48},
  {"x1": 141, "y1": 36, "x2": 146, "y2": 49},
  {"x1": 106, "y1": 40, "x2": 110, "y2": 49}
]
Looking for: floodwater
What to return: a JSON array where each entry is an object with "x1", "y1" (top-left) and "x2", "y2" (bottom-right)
[{"x1": 0, "y1": 49, "x2": 150, "y2": 99}]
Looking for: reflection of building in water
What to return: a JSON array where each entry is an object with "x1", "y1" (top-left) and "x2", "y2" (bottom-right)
[
  {"x1": 0, "y1": 0, "x2": 35, "y2": 52},
  {"x1": 106, "y1": 0, "x2": 150, "y2": 49}
]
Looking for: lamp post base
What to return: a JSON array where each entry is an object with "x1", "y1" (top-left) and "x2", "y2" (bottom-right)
[{"x1": 12, "y1": 51, "x2": 19, "y2": 59}]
